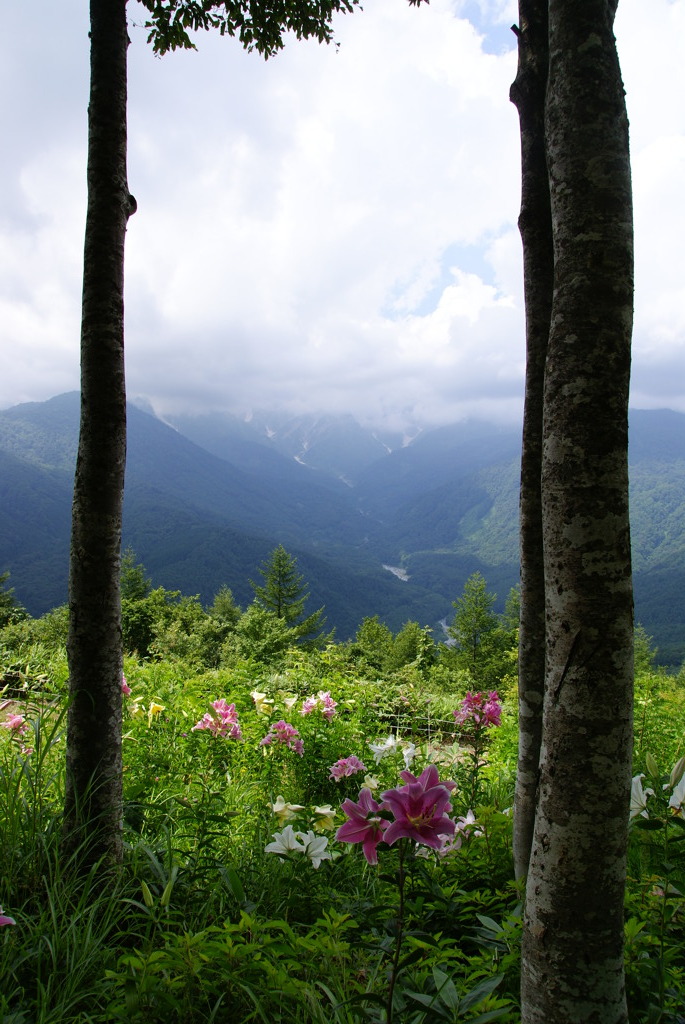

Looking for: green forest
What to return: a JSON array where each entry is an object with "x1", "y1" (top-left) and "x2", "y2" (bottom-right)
[{"x1": 1, "y1": 554, "x2": 684, "y2": 1022}]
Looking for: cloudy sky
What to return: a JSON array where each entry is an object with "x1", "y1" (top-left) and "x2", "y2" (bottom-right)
[{"x1": 1, "y1": 0, "x2": 684, "y2": 428}]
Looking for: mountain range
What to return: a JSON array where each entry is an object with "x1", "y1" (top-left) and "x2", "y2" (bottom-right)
[{"x1": 1, "y1": 392, "x2": 684, "y2": 666}]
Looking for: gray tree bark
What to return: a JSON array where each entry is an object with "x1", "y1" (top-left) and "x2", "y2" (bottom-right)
[
  {"x1": 520, "y1": 1, "x2": 634, "y2": 1020},
  {"x1": 510, "y1": 0, "x2": 553, "y2": 883},
  {"x1": 63, "y1": 0, "x2": 135, "y2": 868}
]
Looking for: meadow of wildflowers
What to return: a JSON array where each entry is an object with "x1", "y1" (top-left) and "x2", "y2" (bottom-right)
[{"x1": 1, "y1": 648, "x2": 684, "y2": 1022}]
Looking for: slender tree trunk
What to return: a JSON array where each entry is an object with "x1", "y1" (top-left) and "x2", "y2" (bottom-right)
[
  {"x1": 509, "y1": 0, "x2": 553, "y2": 882},
  {"x1": 63, "y1": 0, "x2": 135, "y2": 868},
  {"x1": 520, "y1": 1, "x2": 634, "y2": 1020}
]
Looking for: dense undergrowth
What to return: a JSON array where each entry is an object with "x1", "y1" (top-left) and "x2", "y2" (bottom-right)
[{"x1": 1, "y1": 635, "x2": 685, "y2": 1023}]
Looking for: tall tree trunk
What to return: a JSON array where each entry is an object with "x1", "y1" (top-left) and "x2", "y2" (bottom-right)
[
  {"x1": 509, "y1": 0, "x2": 553, "y2": 882},
  {"x1": 520, "y1": 1, "x2": 634, "y2": 1020},
  {"x1": 63, "y1": 0, "x2": 135, "y2": 868}
]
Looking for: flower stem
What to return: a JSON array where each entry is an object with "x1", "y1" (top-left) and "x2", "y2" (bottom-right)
[{"x1": 385, "y1": 839, "x2": 406, "y2": 1024}]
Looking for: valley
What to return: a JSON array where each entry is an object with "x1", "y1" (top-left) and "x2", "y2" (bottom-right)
[{"x1": 1, "y1": 393, "x2": 684, "y2": 664}]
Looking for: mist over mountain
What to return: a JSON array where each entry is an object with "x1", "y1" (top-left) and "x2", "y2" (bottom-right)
[{"x1": 1, "y1": 392, "x2": 684, "y2": 664}]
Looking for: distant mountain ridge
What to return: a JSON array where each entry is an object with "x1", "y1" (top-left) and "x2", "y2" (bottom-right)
[{"x1": 1, "y1": 393, "x2": 684, "y2": 664}]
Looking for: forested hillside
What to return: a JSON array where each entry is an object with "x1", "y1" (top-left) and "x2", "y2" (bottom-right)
[{"x1": 1, "y1": 393, "x2": 684, "y2": 663}]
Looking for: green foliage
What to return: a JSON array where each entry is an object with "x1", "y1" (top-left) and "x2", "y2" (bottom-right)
[
  {"x1": 633, "y1": 670, "x2": 685, "y2": 772},
  {"x1": 252, "y1": 544, "x2": 307, "y2": 622},
  {"x1": 122, "y1": 586, "x2": 182, "y2": 658},
  {"x1": 0, "y1": 606, "x2": 69, "y2": 697},
  {"x1": 2, "y1": 598, "x2": 685, "y2": 1021},
  {"x1": 634, "y1": 623, "x2": 657, "y2": 674},
  {"x1": 150, "y1": 595, "x2": 231, "y2": 669},
  {"x1": 140, "y1": 0, "x2": 363, "y2": 57},
  {"x1": 501, "y1": 585, "x2": 520, "y2": 634},
  {"x1": 0, "y1": 571, "x2": 27, "y2": 628},
  {"x1": 113, "y1": 547, "x2": 334, "y2": 671},
  {"x1": 1, "y1": 604, "x2": 69, "y2": 656},
  {"x1": 626, "y1": 755, "x2": 685, "y2": 1022},
  {"x1": 351, "y1": 615, "x2": 394, "y2": 671},
  {"x1": 446, "y1": 572, "x2": 497, "y2": 668},
  {"x1": 442, "y1": 575, "x2": 518, "y2": 690},
  {"x1": 207, "y1": 584, "x2": 241, "y2": 627},
  {"x1": 350, "y1": 617, "x2": 436, "y2": 677},
  {"x1": 222, "y1": 603, "x2": 295, "y2": 665},
  {"x1": 120, "y1": 547, "x2": 153, "y2": 602},
  {"x1": 119, "y1": 551, "x2": 239, "y2": 666}
]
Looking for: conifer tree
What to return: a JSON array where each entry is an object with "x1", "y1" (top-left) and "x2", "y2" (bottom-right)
[
  {"x1": 251, "y1": 545, "x2": 325, "y2": 644},
  {"x1": 208, "y1": 584, "x2": 241, "y2": 628},
  {"x1": 252, "y1": 545, "x2": 307, "y2": 623},
  {"x1": 120, "y1": 548, "x2": 152, "y2": 602},
  {"x1": 447, "y1": 572, "x2": 498, "y2": 674}
]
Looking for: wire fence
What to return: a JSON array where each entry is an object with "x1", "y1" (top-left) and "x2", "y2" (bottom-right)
[{"x1": 374, "y1": 710, "x2": 461, "y2": 745}]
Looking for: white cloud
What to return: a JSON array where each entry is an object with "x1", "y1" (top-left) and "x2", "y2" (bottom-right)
[
  {"x1": 121, "y1": 0, "x2": 521, "y2": 423},
  {"x1": 0, "y1": 0, "x2": 684, "y2": 424}
]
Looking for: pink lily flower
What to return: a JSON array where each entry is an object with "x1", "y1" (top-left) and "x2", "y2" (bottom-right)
[
  {"x1": 121, "y1": 676, "x2": 132, "y2": 696},
  {"x1": 0, "y1": 906, "x2": 16, "y2": 927},
  {"x1": 1, "y1": 714, "x2": 28, "y2": 735},
  {"x1": 329, "y1": 755, "x2": 367, "y2": 781},
  {"x1": 454, "y1": 690, "x2": 502, "y2": 728},
  {"x1": 482, "y1": 691, "x2": 502, "y2": 727},
  {"x1": 382, "y1": 765, "x2": 456, "y2": 850},
  {"x1": 397, "y1": 764, "x2": 456, "y2": 792},
  {"x1": 300, "y1": 696, "x2": 318, "y2": 715},
  {"x1": 260, "y1": 720, "x2": 304, "y2": 755},
  {"x1": 192, "y1": 699, "x2": 242, "y2": 739},
  {"x1": 336, "y1": 787, "x2": 389, "y2": 865},
  {"x1": 301, "y1": 691, "x2": 338, "y2": 721},
  {"x1": 318, "y1": 691, "x2": 338, "y2": 721}
]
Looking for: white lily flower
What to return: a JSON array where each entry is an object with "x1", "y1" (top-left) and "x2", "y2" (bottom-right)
[
  {"x1": 361, "y1": 774, "x2": 380, "y2": 791},
  {"x1": 299, "y1": 830, "x2": 332, "y2": 869},
  {"x1": 271, "y1": 795, "x2": 305, "y2": 825},
  {"x1": 312, "y1": 805, "x2": 336, "y2": 831},
  {"x1": 668, "y1": 773, "x2": 685, "y2": 819},
  {"x1": 251, "y1": 690, "x2": 274, "y2": 714},
  {"x1": 264, "y1": 825, "x2": 305, "y2": 856},
  {"x1": 402, "y1": 742, "x2": 417, "y2": 769},
  {"x1": 368, "y1": 735, "x2": 399, "y2": 764},
  {"x1": 630, "y1": 774, "x2": 654, "y2": 819}
]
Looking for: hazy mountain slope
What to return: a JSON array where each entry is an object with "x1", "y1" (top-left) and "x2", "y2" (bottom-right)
[
  {"x1": 0, "y1": 392, "x2": 81, "y2": 470},
  {"x1": 167, "y1": 409, "x2": 399, "y2": 485},
  {"x1": 125, "y1": 403, "x2": 374, "y2": 552},
  {"x1": 162, "y1": 410, "x2": 351, "y2": 492},
  {"x1": 633, "y1": 568, "x2": 685, "y2": 666},
  {"x1": 0, "y1": 395, "x2": 434, "y2": 627},
  {"x1": 0, "y1": 393, "x2": 388, "y2": 558},
  {"x1": 628, "y1": 408, "x2": 685, "y2": 462},
  {"x1": 629, "y1": 462, "x2": 685, "y2": 573},
  {"x1": 2, "y1": 395, "x2": 685, "y2": 660},
  {"x1": 354, "y1": 420, "x2": 522, "y2": 518},
  {"x1": 0, "y1": 448, "x2": 72, "y2": 612}
]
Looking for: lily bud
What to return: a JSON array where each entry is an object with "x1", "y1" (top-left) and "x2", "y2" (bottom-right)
[{"x1": 670, "y1": 756, "x2": 685, "y2": 791}]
